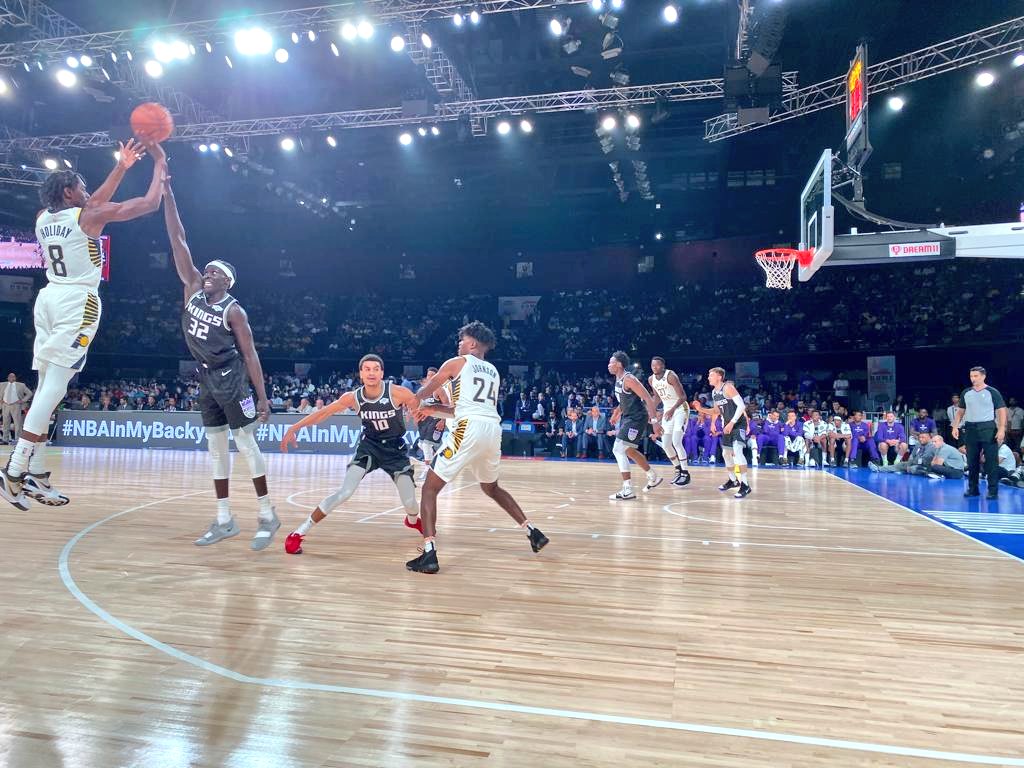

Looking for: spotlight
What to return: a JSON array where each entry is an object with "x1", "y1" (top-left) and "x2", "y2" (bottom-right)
[
  {"x1": 225, "y1": 55, "x2": 233, "y2": 68},
  {"x1": 453, "y1": 13, "x2": 464, "y2": 27},
  {"x1": 655, "y1": 202, "x2": 661, "y2": 209},
  {"x1": 330, "y1": 42, "x2": 340, "y2": 56},
  {"x1": 171, "y1": 40, "x2": 190, "y2": 60},
  {"x1": 357, "y1": 20, "x2": 374, "y2": 40},
  {"x1": 591, "y1": 0, "x2": 603, "y2": 9},
  {"x1": 321, "y1": 197, "x2": 328, "y2": 204},
  {"x1": 280, "y1": 137, "x2": 296, "y2": 151},
  {"x1": 66, "y1": 56, "x2": 80, "y2": 68},
  {"x1": 600, "y1": 12, "x2": 619, "y2": 29},
  {"x1": 101, "y1": 67, "x2": 110, "y2": 80},
  {"x1": 291, "y1": 32, "x2": 300, "y2": 44},
  {"x1": 431, "y1": 125, "x2": 440, "y2": 136},
  {"x1": 43, "y1": 158, "x2": 58, "y2": 170},
  {"x1": 205, "y1": 42, "x2": 213, "y2": 53},
  {"x1": 188, "y1": 44, "x2": 196, "y2": 56},
  {"x1": 341, "y1": 22, "x2": 357, "y2": 41},
  {"x1": 470, "y1": 10, "x2": 481, "y2": 24},
  {"x1": 975, "y1": 70, "x2": 995, "y2": 88},
  {"x1": 55, "y1": 68, "x2": 77, "y2": 87},
  {"x1": 563, "y1": 38, "x2": 581, "y2": 54},
  {"x1": 153, "y1": 41, "x2": 173, "y2": 62},
  {"x1": 79, "y1": 54, "x2": 93, "y2": 67},
  {"x1": 110, "y1": 51, "x2": 118, "y2": 62},
  {"x1": 144, "y1": 59, "x2": 163, "y2": 78},
  {"x1": 887, "y1": 95, "x2": 905, "y2": 112},
  {"x1": 520, "y1": 118, "x2": 533, "y2": 133},
  {"x1": 63, "y1": 160, "x2": 73, "y2": 169},
  {"x1": 662, "y1": 4, "x2": 679, "y2": 23},
  {"x1": 1013, "y1": 53, "x2": 1024, "y2": 68},
  {"x1": 655, "y1": 232, "x2": 663, "y2": 241},
  {"x1": 22, "y1": 62, "x2": 29, "y2": 72},
  {"x1": 421, "y1": 33, "x2": 433, "y2": 49},
  {"x1": 549, "y1": 19, "x2": 564, "y2": 36},
  {"x1": 275, "y1": 48, "x2": 289, "y2": 63},
  {"x1": 125, "y1": 50, "x2": 133, "y2": 61},
  {"x1": 198, "y1": 144, "x2": 209, "y2": 153},
  {"x1": 391, "y1": 35, "x2": 406, "y2": 52},
  {"x1": 308, "y1": 30, "x2": 317, "y2": 42},
  {"x1": 983, "y1": 148, "x2": 995, "y2": 159},
  {"x1": 326, "y1": 135, "x2": 337, "y2": 147},
  {"x1": 626, "y1": 113, "x2": 640, "y2": 129},
  {"x1": 571, "y1": 65, "x2": 591, "y2": 78},
  {"x1": 0, "y1": 78, "x2": 6, "y2": 95},
  {"x1": 235, "y1": 27, "x2": 273, "y2": 56},
  {"x1": 209, "y1": 142, "x2": 220, "y2": 152},
  {"x1": 399, "y1": 132, "x2": 413, "y2": 145},
  {"x1": 611, "y1": 0, "x2": 623, "y2": 8},
  {"x1": 418, "y1": 127, "x2": 428, "y2": 136},
  {"x1": 609, "y1": 68, "x2": 629, "y2": 86},
  {"x1": 224, "y1": 147, "x2": 234, "y2": 157},
  {"x1": 601, "y1": 115, "x2": 617, "y2": 131},
  {"x1": 497, "y1": 120, "x2": 511, "y2": 135}
]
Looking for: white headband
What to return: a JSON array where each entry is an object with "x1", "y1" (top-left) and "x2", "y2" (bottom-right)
[{"x1": 205, "y1": 260, "x2": 236, "y2": 288}]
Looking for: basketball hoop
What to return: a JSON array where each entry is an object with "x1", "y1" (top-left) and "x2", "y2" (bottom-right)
[{"x1": 754, "y1": 248, "x2": 813, "y2": 290}]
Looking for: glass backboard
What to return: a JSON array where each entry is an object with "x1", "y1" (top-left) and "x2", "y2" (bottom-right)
[{"x1": 798, "y1": 148, "x2": 834, "y2": 282}]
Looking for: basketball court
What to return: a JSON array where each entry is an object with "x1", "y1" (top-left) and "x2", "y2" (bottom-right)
[{"x1": 3, "y1": 447, "x2": 1023, "y2": 767}]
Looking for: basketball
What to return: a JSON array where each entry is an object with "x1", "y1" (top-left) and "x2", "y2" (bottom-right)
[{"x1": 130, "y1": 102, "x2": 174, "y2": 143}]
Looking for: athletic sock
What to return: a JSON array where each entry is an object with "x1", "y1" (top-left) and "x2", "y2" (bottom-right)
[
  {"x1": 6, "y1": 438, "x2": 35, "y2": 476},
  {"x1": 216, "y1": 497, "x2": 232, "y2": 525},
  {"x1": 257, "y1": 494, "x2": 274, "y2": 521},
  {"x1": 671, "y1": 459, "x2": 681, "y2": 470},
  {"x1": 295, "y1": 514, "x2": 316, "y2": 536},
  {"x1": 622, "y1": 480, "x2": 633, "y2": 494},
  {"x1": 520, "y1": 520, "x2": 535, "y2": 532},
  {"x1": 740, "y1": 472, "x2": 748, "y2": 484},
  {"x1": 28, "y1": 445, "x2": 47, "y2": 475},
  {"x1": 423, "y1": 537, "x2": 436, "y2": 553}
]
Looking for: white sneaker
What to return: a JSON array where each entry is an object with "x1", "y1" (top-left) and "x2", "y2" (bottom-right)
[
  {"x1": 643, "y1": 475, "x2": 663, "y2": 492},
  {"x1": 609, "y1": 489, "x2": 637, "y2": 500},
  {"x1": 0, "y1": 470, "x2": 30, "y2": 511},
  {"x1": 22, "y1": 472, "x2": 70, "y2": 507}
]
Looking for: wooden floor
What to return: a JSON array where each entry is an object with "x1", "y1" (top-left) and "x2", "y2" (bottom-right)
[{"x1": 2, "y1": 447, "x2": 1023, "y2": 768}]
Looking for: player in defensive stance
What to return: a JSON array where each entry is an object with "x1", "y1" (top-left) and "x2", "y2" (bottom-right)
[
  {"x1": 693, "y1": 367, "x2": 752, "y2": 498},
  {"x1": 407, "y1": 321, "x2": 549, "y2": 574},
  {"x1": 607, "y1": 351, "x2": 663, "y2": 500},
  {"x1": 1, "y1": 140, "x2": 164, "y2": 510},
  {"x1": 649, "y1": 356, "x2": 690, "y2": 486},
  {"x1": 281, "y1": 354, "x2": 422, "y2": 554},
  {"x1": 163, "y1": 181, "x2": 279, "y2": 549}
]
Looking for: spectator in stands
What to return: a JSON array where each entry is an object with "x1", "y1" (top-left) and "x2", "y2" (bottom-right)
[
  {"x1": 892, "y1": 395, "x2": 909, "y2": 418},
  {"x1": 117, "y1": 396, "x2": 132, "y2": 411},
  {"x1": 875, "y1": 411, "x2": 908, "y2": 466},
  {"x1": 828, "y1": 415, "x2": 852, "y2": 466},
  {"x1": 927, "y1": 435, "x2": 966, "y2": 479},
  {"x1": 312, "y1": 398, "x2": 325, "y2": 412},
  {"x1": 758, "y1": 410, "x2": 785, "y2": 465},
  {"x1": 163, "y1": 396, "x2": 177, "y2": 413},
  {"x1": 996, "y1": 442, "x2": 1017, "y2": 481},
  {"x1": 782, "y1": 411, "x2": 804, "y2": 467},
  {"x1": 297, "y1": 397, "x2": 314, "y2": 415},
  {"x1": 142, "y1": 395, "x2": 159, "y2": 411},
  {"x1": 832, "y1": 372, "x2": 850, "y2": 401},
  {"x1": 514, "y1": 392, "x2": 531, "y2": 421},
  {"x1": 543, "y1": 412, "x2": 563, "y2": 456},
  {"x1": 563, "y1": 408, "x2": 583, "y2": 457},
  {"x1": 848, "y1": 411, "x2": 878, "y2": 467},
  {"x1": 74, "y1": 394, "x2": 99, "y2": 411},
  {"x1": 98, "y1": 395, "x2": 116, "y2": 412},
  {"x1": 910, "y1": 408, "x2": 937, "y2": 446},
  {"x1": 803, "y1": 410, "x2": 829, "y2": 468},
  {"x1": 946, "y1": 394, "x2": 962, "y2": 445},
  {"x1": 870, "y1": 431, "x2": 935, "y2": 475},
  {"x1": 1007, "y1": 397, "x2": 1024, "y2": 451},
  {"x1": 581, "y1": 406, "x2": 608, "y2": 458},
  {"x1": 532, "y1": 393, "x2": 547, "y2": 421}
]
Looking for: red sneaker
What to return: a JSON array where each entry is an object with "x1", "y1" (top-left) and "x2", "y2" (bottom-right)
[
  {"x1": 404, "y1": 516, "x2": 423, "y2": 534},
  {"x1": 284, "y1": 532, "x2": 304, "y2": 554}
]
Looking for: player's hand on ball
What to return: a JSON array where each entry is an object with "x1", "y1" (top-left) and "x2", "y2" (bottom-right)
[
  {"x1": 145, "y1": 140, "x2": 167, "y2": 165},
  {"x1": 257, "y1": 397, "x2": 270, "y2": 422},
  {"x1": 116, "y1": 139, "x2": 145, "y2": 169}
]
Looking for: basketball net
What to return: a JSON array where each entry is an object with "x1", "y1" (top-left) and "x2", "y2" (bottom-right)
[{"x1": 754, "y1": 248, "x2": 811, "y2": 290}]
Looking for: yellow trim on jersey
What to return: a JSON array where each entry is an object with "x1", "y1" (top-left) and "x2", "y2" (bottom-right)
[
  {"x1": 439, "y1": 419, "x2": 468, "y2": 460},
  {"x1": 79, "y1": 293, "x2": 99, "y2": 329},
  {"x1": 75, "y1": 207, "x2": 82, "y2": 222},
  {"x1": 86, "y1": 237, "x2": 102, "y2": 268},
  {"x1": 451, "y1": 379, "x2": 461, "y2": 405}
]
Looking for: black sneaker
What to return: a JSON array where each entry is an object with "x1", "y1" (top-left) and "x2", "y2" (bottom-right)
[
  {"x1": 672, "y1": 470, "x2": 692, "y2": 487},
  {"x1": 734, "y1": 482, "x2": 752, "y2": 498},
  {"x1": 528, "y1": 527, "x2": 549, "y2": 553},
  {"x1": 964, "y1": 488, "x2": 980, "y2": 498},
  {"x1": 406, "y1": 548, "x2": 439, "y2": 574},
  {"x1": 718, "y1": 478, "x2": 738, "y2": 492}
]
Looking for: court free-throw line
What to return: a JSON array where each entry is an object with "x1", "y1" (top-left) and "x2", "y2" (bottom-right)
[{"x1": 57, "y1": 494, "x2": 1023, "y2": 766}]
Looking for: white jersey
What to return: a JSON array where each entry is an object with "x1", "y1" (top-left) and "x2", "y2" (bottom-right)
[
  {"x1": 650, "y1": 370, "x2": 681, "y2": 410},
  {"x1": 35, "y1": 207, "x2": 103, "y2": 289},
  {"x1": 451, "y1": 354, "x2": 501, "y2": 424}
]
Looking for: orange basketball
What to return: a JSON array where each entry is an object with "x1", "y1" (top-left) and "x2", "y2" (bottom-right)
[{"x1": 130, "y1": 102, "x2": 174, "y2": 143}]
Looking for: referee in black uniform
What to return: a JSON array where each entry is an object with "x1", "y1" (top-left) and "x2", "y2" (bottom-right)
[{"x1": 951, "y1": 366, "x2": 1007, "y2": 499}]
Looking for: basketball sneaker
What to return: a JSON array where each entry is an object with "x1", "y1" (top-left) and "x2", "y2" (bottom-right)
[
  {"x1": 734, "y1": 482, "x2": 752, "y2": 499},
  {"x1": 528, "y1": 526, "x2": 549, "y2": 552},
  {"x1": 643, "y1": 474, "x2": 663, "y2": 492},
  {"x1": 718, "y1": 478, "x2": 738, "y2": 492},
  {"x1": 250, "y1": 509, "x2": 281, "y2": 551},
  {"x1": 284, "y1": 532, "x2": 304, "y2": 554},
  {"x1": 22, "y1": 472, "x2": 69, "y2": 506},
  {"x1": 609, "y1": 488, "x2": 637, "y2": 500},
  {"x1": 0, "y1": 469, "x2": 30, "y2": 511},
  {"x1": 194, "y1": 518, "x2": 240, "y2": 546},
  {"x1": 404, "y1": 515, "x2": 424, "y2": 534},
  {"x1": 672, "y1": 468, "x2": 691, "y2": 487},
  {"x1": 406, "y1": 548, "x2": 439, "y2": 574}
]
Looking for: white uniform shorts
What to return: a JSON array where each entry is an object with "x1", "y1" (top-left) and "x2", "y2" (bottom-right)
[
  {"x1": 431, "y1": 418, "x2": 501, "y2": 484},
  {"x1": 661, "y1": 406, "x2": 689, "y2": 435},
  {"x1": 33, "y1": 283, "x2": 101, "y2": 371}
]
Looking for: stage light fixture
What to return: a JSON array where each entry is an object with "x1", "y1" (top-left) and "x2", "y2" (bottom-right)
[
  {"x1": 341, "y1": 22, "x2": 357, "y2": 41},
  {"x1": 280, "y1": 137, "x2": 296, "y2": 151},
  {"x1": 144, "y1": 59, "x2": 163, "y2": 77},
  {"x1": 198, "y1": 144, "x2": 209, "y2": 153},
  {"x1": 55, "y1": 68, "x2": 77, "y2": 87},
  {"x1": 601, "y1": 115, "x2": 617, "y2": 131},
  {"x1": 0, "y1": 78, "x2": 7, "y2": 95},
  {"x1": 418, "y1": 127, "x2": 428, "y2": 137},
  {"x1": 975, "y1": 70, "x2": 995, "y2": 88},
  {"x1": 235, "y1": 27, "x2": 273, "y2": 56},
  {"x1": 79, "y1": 54, "x2": 93, "y2": 67},
  {"x1": 550, "y1": 18, "x2": 564, "y2": 36},
  {"x1": 453, "y1": 13, "x2": 464, "y2": 27},
  {"x1": 225, "y1": 55, "x2": 234, "y2": 68},
  {"x1": 275, "y1": 48, "x2": 289, "y2": 62},
  {"x1": 357, "y1": 20, "x2": 374, "y2": 40},
  {"x1": 171, "y1": 40, "x2": 190, "y2": 59},
  {"x1": 421, "y1": 33, "x2": 433, "y2": 49},
  {"x1": 520, "y1": 118, "x2": 533, "y2": 133},
  {"x1": 611, "y1": 0, "x2": 623, "y2": 8},
  {"x1": 291, "y1": 32, "x2": 300, "y2": 44},
  {"x1": 110, "y1": 51, "x2": 118, "y2": 62},
  {"x1": 600, "y1": 12, "x2": 619, "y2": 29},
  {"x1": 125, "y1": 51, "x2": 133, "y2": 61},
  {"x1": 1013, "y1": 53, "x2": 1024, "y2": 68},
  {"x1": 204, "y1": 42, "x2": 212, "y2": 53},
  {"x1": 563, "y1": 38, "x2": 581, "y2": 54},
  {"x1": 626, "y1": 113, "x2": 640, "y2": 129},
  {"x1": 887, "y1": 95, "x2": 904, "y2": 112},
  {"x1": 571, "y1": 65, "x2": 591, "y2": 78},
  {"x1": 470, "y1": 10, "x2": 481, "y2": 24},
  {"x1": 66, "y1": 56, "x2": 79, "y2": 68},
  {"x1": 391, "y1": 35, "x2": 406, "y2": 52},
  {"x1": 208, "y1": 142, "x2": 220, "y2": 152},
  {"x1": 224, "y1": 147, "x2": 234, "y2": 157},
  {"x1": 655, "y1": 232, "x2": 663, "y2": 241},
  {"x1": 326, "y1": 135, "x2": 337, "y2": 147},
  {"x1": 308, "y1": 30, "x2": 317, "y2": 42},
  {"x1": 662, "y1": 4, "x2": 679, "y2": 23},
  {"x1": 330, "y1": 42, "x2": 340, "y2": 56},
  {"x1": 591, "y1": 0, "x2": 603, "y2": 9},
  {"x1": 399, "y1": 132, "x2": 413, "y2": 145},
  {"x1": 43, "y1": 158, "x2": 58, "y2": 170},
  {"x1": 431, "y1": 126, "x2": 440, "y2": 136},
  {"x1": 189, "y1": 44, "x2": 196, "y2": 56},
  {"x1": 497, "y1": 120, "x2": 511, "y2": 135},
  {"x1": 609, "y1": 68, "x2": 629, "y2": 85}
]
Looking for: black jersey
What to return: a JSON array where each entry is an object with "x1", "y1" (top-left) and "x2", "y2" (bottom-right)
[
  {"x1": 614, "y1": 374, "x2": 648, "y2": 423},
  {"x1": 713, "y1": 383, "x2": 748, "y2": 430},
  {"x1": 182, "y1": 290, "x2": 240, "y2": 369},
  {"x1": 355, "y1": 381, "x2": 406, "y2": 442}
]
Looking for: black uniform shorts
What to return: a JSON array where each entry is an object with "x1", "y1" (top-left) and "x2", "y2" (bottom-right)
[
  {"x1": 198, "y1": 360, "x2": 257, "y2": 430},
  {"x1": 353, "y1": 436, "x2": 414, "y2": 479}
]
